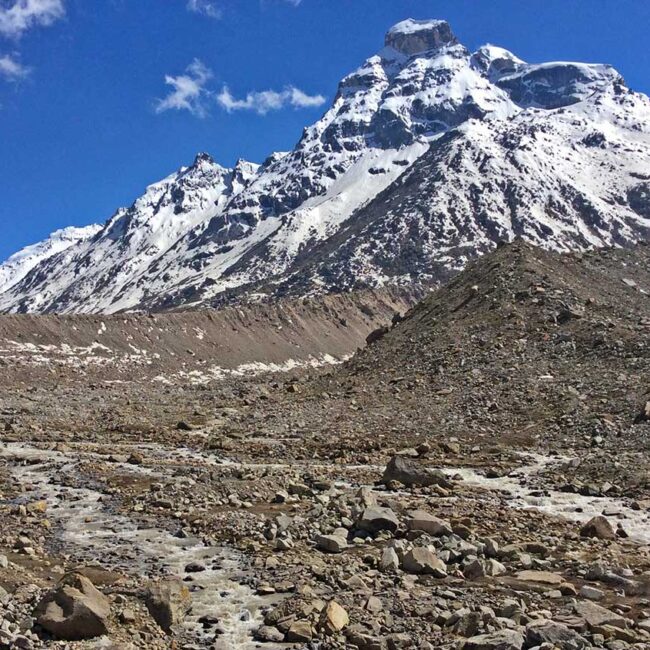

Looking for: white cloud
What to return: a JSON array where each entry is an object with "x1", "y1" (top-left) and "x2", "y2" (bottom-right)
[
  {"x1": 0, "y1": 53, "x2": 29, "y2": 79},
  {"x1": 155, "y1": 58, "x2": 213, "y2": 118},
  {"x1": 217, "y1": 85, "x2": 325, "y2": 115},
  {"x1": 0, "y1": 0, "x2": 65, "y2": 38},
  {"x1": 186, "y1": 0, "x2": 221, "y2": 19}
]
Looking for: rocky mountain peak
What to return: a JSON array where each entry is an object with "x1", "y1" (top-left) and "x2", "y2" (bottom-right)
[
  {"x1": 192, "y1": 152, "x2": 215, "y2": 166},
  {"x1": 384, "y1": 19, "x2": 458, "y2": 56}
]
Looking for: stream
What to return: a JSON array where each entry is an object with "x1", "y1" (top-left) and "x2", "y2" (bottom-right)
[
  {"x1": 443, "y1": 455, "x2": 650, "y2": 545},
  {"x1": 3, "y1": 441, "x2": 650, "y2": 648},
  {"x1": 0, "y1": 443, "x2": 281, "y2": 649}
]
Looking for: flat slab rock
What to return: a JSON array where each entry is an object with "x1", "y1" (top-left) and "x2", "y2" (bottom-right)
[
  {"x1": 574, "y1": 600, "x2": 629, "y2": 629},
  {"x1": 515, "y1": 570, "x2": 565, "y2": 585},
  {"x1": 462, "y1": 629, "x2": 525, "y2": 650}
]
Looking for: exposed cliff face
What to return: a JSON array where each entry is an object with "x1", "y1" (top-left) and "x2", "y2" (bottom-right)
[{"x1": 2, "y1": 19, "x2": 649, "y2": 314}]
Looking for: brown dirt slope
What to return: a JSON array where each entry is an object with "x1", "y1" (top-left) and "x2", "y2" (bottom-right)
[{"x1": 0, "y1": 287, "x2": 419, "y2": 386}]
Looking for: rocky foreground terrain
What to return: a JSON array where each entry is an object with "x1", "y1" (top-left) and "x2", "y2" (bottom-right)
[{"x1": 1, "y1": 241, "x2": 650, "y2": 649}]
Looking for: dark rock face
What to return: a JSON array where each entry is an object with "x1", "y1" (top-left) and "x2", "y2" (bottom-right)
[
  {"x1": 628, "y1": 182, "x2": 650, "y2": 218},
  {"x1": 496, "y1": 63, "x2": 622, "y2": 109}
]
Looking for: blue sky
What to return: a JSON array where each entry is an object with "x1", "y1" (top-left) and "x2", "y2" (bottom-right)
[{"x1": 1, "y1": 0, "x2": 649, "y2": 263}]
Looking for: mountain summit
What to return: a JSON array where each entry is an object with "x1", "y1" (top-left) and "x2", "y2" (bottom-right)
[
  {"x1": 384, "y1": 19, "x2": 459, "y2": 55},
  {"x1": 1, "y1": 19, "x2": 649, "y2": 313}
]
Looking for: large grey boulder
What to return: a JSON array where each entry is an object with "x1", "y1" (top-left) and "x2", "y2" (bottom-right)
[
  {"x1": 357, "y1": 507, "x2": 399, "y2": 534},
  {"x1": 574, "y1": 600, "x2": 628, "y2": 629},
  {"x1": 383, "y1": 456, "x2": 453, "y2": 488},
  {"x1": 34, "y1": 573, "x2": 110, "y2": 640},
  {"x1": 316, "y1": 532, "x2": 348, "y2": 553}
]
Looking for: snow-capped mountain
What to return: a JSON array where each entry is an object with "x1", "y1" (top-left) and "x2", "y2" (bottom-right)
[
  {"x1": 1, "y1": 18, "x2": 649, "y2": 313},
  {"x1": 0, "y1": 225, "x2": 101, "y2": 296}
]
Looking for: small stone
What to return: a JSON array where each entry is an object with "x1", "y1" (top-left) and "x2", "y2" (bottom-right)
[
  {"x1": 320, "y1": 600, "x2": 349, "y2": 634},
  {"x1": 287, "y1": 620, "x2": 313, "y2": 642},
  {"x1": 380, "y1": 546, "x2": 400, "y2": 572},
  {"x1": 579, "y1": 584, "x2": 605, "y2": 601}
]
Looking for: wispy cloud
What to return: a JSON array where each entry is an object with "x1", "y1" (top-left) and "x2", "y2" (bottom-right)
[
  {"x1": 0, "y1": 0, "x2": 65, "y2": 38},
  {"x1": 155, "y1": 58, "x2": 213, "y2": 118},
  {"x1": 186, "y1": 0, "x2": 221, "y2": 19},
  {"x1": 0, "y1": 53, "x2": 29, "y2": 79},
  {"x1": 217, "y1": 85, "x2": 325, "y2": 115}
]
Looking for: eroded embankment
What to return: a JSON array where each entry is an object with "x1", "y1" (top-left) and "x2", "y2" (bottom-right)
[{"x1": 0, "y1": 288, "x2": 419, "y2": 385}]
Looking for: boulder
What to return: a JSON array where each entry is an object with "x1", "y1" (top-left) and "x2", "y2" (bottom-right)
[
  {"x1": 383, "y1": 456, "x2": 452, "y2": 488},
  {"x1": 366, "y1": 325, "x2": 390, "y2": 346},
  {"x1": 358, "y1": 507, "x2": 399, "y2": 534},
  {"x1": 316, "y1": 533, "x2": 348, "y2": 553},
  {"x1": 407, "y1": 510, "x2": 452, "y2": 536},
  {"x1": 515, "y1": 570, "x2": 564, "y2": 585},
  {"x1": 34, "y1": 573, "x2": 110, "y2": 640},
  {"x1": 402, "y1": 548, "x2": 447, "y2": 577},
  {"x1": 287, "y1": 620, "x2": 313, "y2": 642},
  {"x1": 574, "y1": 601, "x2": 628, "y2": 629},
  {"x1": 462, "y1": 630, "x2": 524, "y2": 650},
  {"x1": 145, "y1": 580, "x2": 191, "y2": 633},
  {"x1": 634, "y1": 400, "x2": 650, "y2": 424},
  {"x1": 525, "y1": 620, "x2": 589, "y2": 648},
  {"x1": 254, "y1": 625, "x2": 285, "y2": 642},
  {"x1": 580, "y1": 515, "x2": 616, "y2": 540},
  {"x1": 579, "y1": 584, "x2": 604, "y2": 601}
]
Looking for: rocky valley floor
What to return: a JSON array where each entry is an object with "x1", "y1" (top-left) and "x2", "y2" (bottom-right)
[{"x1": 1, "y1": 242, "x2": 650, "y2": 650}]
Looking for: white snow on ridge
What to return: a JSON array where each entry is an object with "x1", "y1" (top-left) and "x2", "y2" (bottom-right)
[
  {"x1": 0, "y1": 225, "x2": 101, "y2": 295},
  {"x1": 387, "y1": 19, "x2": 448, "y2": 36}
]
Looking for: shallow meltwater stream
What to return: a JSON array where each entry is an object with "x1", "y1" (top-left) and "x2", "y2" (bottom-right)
[
  {"x1": 0, "y1": 443, "x2": 280, "y2": 649},
  {"x1": 444, "y1": 455, "x2": 650, "y2": 546}
]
